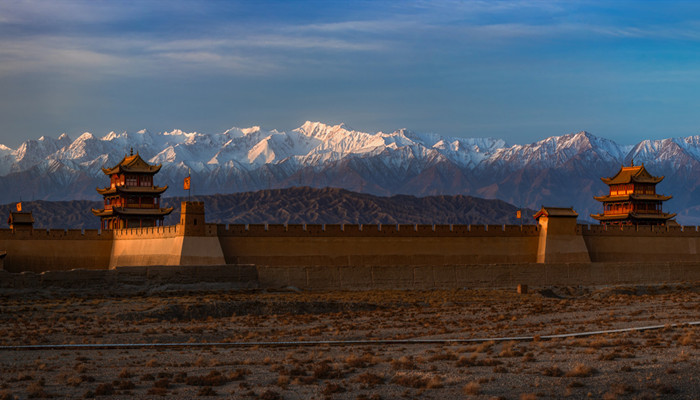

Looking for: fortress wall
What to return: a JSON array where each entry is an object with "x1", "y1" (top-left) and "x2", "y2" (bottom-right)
[
  {"x1": 217, "y1": 223, "x2": 540, "y2": 237},
  {"x1": 110, "y1": 236, "x2": 184, "y2": 267},
  {"x1": 581, "y1": 224, "x2": 700, "y2": 262},
  {"x1": 256, "y1": 262, "x2": 700, "y2": 290},
  {"x1": 1, "y1": 262, "x2": 695, "y2": 292},
  {"x1": 217, "y1": 224, "x2": 540, "y2": 266},
  {"x1": 109, "y1": 225, "x2": 183, "y2": 267},
  {"x1": 110, "y1": 224, "x2": 225, "y2": 268},
  {"x1": 0, "y1": 229, "x2": 113, "y2": 273},
  {"x1": 0, "y1": 264, "x2": 258, "y2": 290}
]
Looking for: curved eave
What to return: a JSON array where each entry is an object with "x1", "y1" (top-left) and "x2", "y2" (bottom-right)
[
  {"x1": 91, "y1": 208, "x2": 113, "y2": 217},
  {"x1": 590, "y1": 212, "x2": 676, "y2": 221},
  {"x1": 91, "y1": 207, "x2": 173, "y2": 217},
  {"x1": 601, "y1": 176, "x2": 664, "y2": 185},
  {"x1": 96, "y1": 185, "x2": 168, "y2": 195},
  {"x1": 111, "y1": 207, "x2": 174, "y2": 217},
  {"x1": 101, "y1": 164, "x2": 162, "y2": 176},
  {"x1": 593, "y1": 194, "x2": 672, "y2": 202}
]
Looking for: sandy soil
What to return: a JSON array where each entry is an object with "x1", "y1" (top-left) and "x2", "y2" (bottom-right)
[{"x1": 0, "y1": 284, "x2": 697, "y2": 399}]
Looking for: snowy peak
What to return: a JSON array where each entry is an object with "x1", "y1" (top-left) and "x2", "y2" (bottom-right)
[{"x1": 5, "y1": 123, "x2": 700, "y2": 176}]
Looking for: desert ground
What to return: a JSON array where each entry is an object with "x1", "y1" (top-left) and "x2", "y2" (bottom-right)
[{"x1": 0, "y1": 283, "x2": 697, "y2": 399}]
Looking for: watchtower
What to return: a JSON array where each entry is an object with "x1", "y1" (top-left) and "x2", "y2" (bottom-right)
[
  {"x1": 591, "y1": 162, "x2": 675, "y2": 225},
  {"x1": 8, "y1": 211, "x2": 34, "y2": 233},
  {"x1": 92, "y1": 149, "x2": 173, "y2": 230},
  {"x1": 534, "y1": 206, "x2": 590, "y2": 263},
  {"x1": 179, "y1": 201, "x2": 206, "y2": 236}
]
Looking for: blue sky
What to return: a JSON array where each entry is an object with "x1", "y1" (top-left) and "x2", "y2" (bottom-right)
[{"x1": 2, "y1": 0, "x2": 700, "y2": 147}]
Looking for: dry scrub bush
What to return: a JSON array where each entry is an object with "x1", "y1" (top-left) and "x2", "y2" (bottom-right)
[
  {"x1": 140, "y1": 373, "x2": 155, "y2": 381},
  {"x1": 391, "y1": 373, "x2": 431, "y2": 389},
  {"x1": 26, "y1": 381, "x2": 53, "y2": 399},
  {"x1": 114, "y1": 380, "x2": 135, "y2": 390},
  {"x1": 322, "y1": 383, "x2": 346, "y2": 394},
  {"x1": 93, "y1": 382, "x2": 114, "y2": 396},
  {"x1": 145, "y1": 358, "x2": 159, "y2": 368},
  {"x1": 647, "y1": 380, "x2": 676, "y2": 394},
  {"x1": 0, "y1": 391, "x2": 14, "y2": 400},
  {"x1": 565, "y1": 364, "x2": 596, "y2": 378},
  {"x1": 355, "y1": 372, "x2": 384, "y2": 386},
  {"x1": 196, "y1": 386, "x2": 217, "y2": 397},
  {"x1": 276, "y1": 374, "x2": 289, "y2": 387},
  {"x1": 153, "y1": 378, "x2": 170, "y2": 388},
  {"x1": 356, "y1": 394, "x2": 382, "y2": 400},
  {"x1": 679, "y1": 329, "x2": 695, "y2": 346},
  {"x1": 345, "y1": 353, "x2": 377, "y2": 368},
  {"x1": 313, "y1": 361, "x2": 343, "y2": 380},
  {"x1": 390, "y1": 356, "x2": 416, "y2": 370},
  {"x1": 427, "y1": 352, "x2": 457, "y2": 362},
  {"x1": 462, "y1": 381, "x2": 481, "y2": 395},
  {"x1": 541, "y1": 366, "x2": 563, "y2": 377},
  {"x1": 186, "y1": 370, "x2": 227, "y2": 386},
  {"x1": 146, "y1": 387, "x2": 169, "y2": 396},
  {"x1": 456, "y1": 355, "x2": 502, "y2": 367},
  {"x1": 498, "y1": 341, "x2": 522, "y2": 358},
  {"x1": 229, "y1": 368, "x2": 249, "y2": 381},
  {"x1": 258, "y1": 390, "x2": 282, "y2": 400}
]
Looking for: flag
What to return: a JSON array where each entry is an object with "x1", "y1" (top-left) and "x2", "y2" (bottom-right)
[
  {"x1": 16, "y1": 202, "x2": 21, "y2": 212},
  {"x1": 516, "y1": 210, "x2": 521, "y2": 219},
  {"x1": 183, "y1": 176, "x2": 191, "y2": 190}
]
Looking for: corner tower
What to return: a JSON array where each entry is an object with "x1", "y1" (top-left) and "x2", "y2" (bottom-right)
[
  {"x1": 92, "y1": 149, "x2": 174, "y2": 230},
  {"x1": 590, "y1": 162, "x2": 675, "y2": 225}
]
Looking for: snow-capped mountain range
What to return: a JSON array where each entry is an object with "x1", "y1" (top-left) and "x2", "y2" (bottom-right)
[{"x1": 2, "y1": 121, "x2": 700, "y2": 224}]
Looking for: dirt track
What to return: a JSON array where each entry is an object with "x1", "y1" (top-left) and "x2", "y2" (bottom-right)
[{"x1": 0, "y1": 284, "x2": 697, "y2": 399}]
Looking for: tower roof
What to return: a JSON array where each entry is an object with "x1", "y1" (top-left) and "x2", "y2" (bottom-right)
[
  {"x1": 590, "y1": 211, "x2": 676, "y2": 222},
  {"x1": 601, "y1": 163, "x2": 663, "y2": 185},
  {"x1": 8, "y1": 211, "x2": 34, "y2": 225},
  {"x1": 102, "y1": 152, "x2": 161, "y2": 175},
  {"x1": 533, "y1": 206, "x2": 578, "y2": 220},
  {"x1": 91, "y1": 207, "x2": 174, "y2": 218}
]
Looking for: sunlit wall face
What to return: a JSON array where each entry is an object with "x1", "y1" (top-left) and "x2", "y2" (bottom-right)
[{"x1": 2, "y1": 1, "x2": 700, "y2": 146}]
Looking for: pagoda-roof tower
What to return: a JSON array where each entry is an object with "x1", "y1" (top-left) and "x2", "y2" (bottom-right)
[
  {"x1": 590, "y1": 162, "x2": 675, "y2": 225},
  {"x1": 101, "y1": 152, "x2": 162, "y2": 175},
  {"x1": 92, "y1": 149, "x2": 173, "y2": 230}
]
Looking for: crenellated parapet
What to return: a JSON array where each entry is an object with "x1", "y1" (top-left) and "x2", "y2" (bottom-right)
[
  {"x1": 581, "y1": 223, "x2": 700, "y2": 236},
  {"x1": 215, "y1": 223, "x2": 540, "y2": 237}
]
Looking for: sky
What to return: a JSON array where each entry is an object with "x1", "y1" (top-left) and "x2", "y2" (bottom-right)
[{"x1": 2, "y1": 0, "x2": 700, "y2": 147}]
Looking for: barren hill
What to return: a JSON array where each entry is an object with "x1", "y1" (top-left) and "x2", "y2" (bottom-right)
[{"x1": 0, "y1": 187, "x2": 534, "y2": 229}]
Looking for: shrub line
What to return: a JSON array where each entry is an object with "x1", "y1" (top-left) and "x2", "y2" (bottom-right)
[{"x1": 1, "y1": 321, "x2": 697, "y2": 351}]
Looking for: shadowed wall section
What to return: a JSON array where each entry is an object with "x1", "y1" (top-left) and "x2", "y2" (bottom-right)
[
  {"x1": 216, "y1": 224, "x2": 540, "y2": 266},
  {"x1": 0, "y1": 229, "x2": 113, "y2": 273}
]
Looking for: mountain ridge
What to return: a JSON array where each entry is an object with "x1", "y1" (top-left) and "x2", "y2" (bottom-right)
[
  {"x1": 0, "y1": 121, "x2": 697, "y2": 223},
  {"x1": 0, "y1": 187, "x2": 536, "y2": 229}
]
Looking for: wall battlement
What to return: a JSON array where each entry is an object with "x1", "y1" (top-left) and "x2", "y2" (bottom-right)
[
  {"x1": 112, "y1": 225, "x2": 181, "y2": 239},
  {"x1": 216, "y1": 223, "x2": 540, "y2": 237},
  {"x1": 0, "y1": 228, "x2": 113, "y2": 240},
  {"x1": 581, "y1": 224, "x2": 700, "y2": 236}
]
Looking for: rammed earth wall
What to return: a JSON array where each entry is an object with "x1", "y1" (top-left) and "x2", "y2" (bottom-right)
[
  {"x1": 0, "y1": 228, "x2": 113, "y2": 273},
  {"x1": 216, "y1": 224, "x2": 541, "y2": 266},
  {"x1": 582, "y1": 224, "x2": 700, "y2": 262},
  {"x1": 1, "y1": 204, "x2": 700, "y2": 282},
  {"x1": 0, "y1": 262, "x2": 697, "y2": 291}
]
